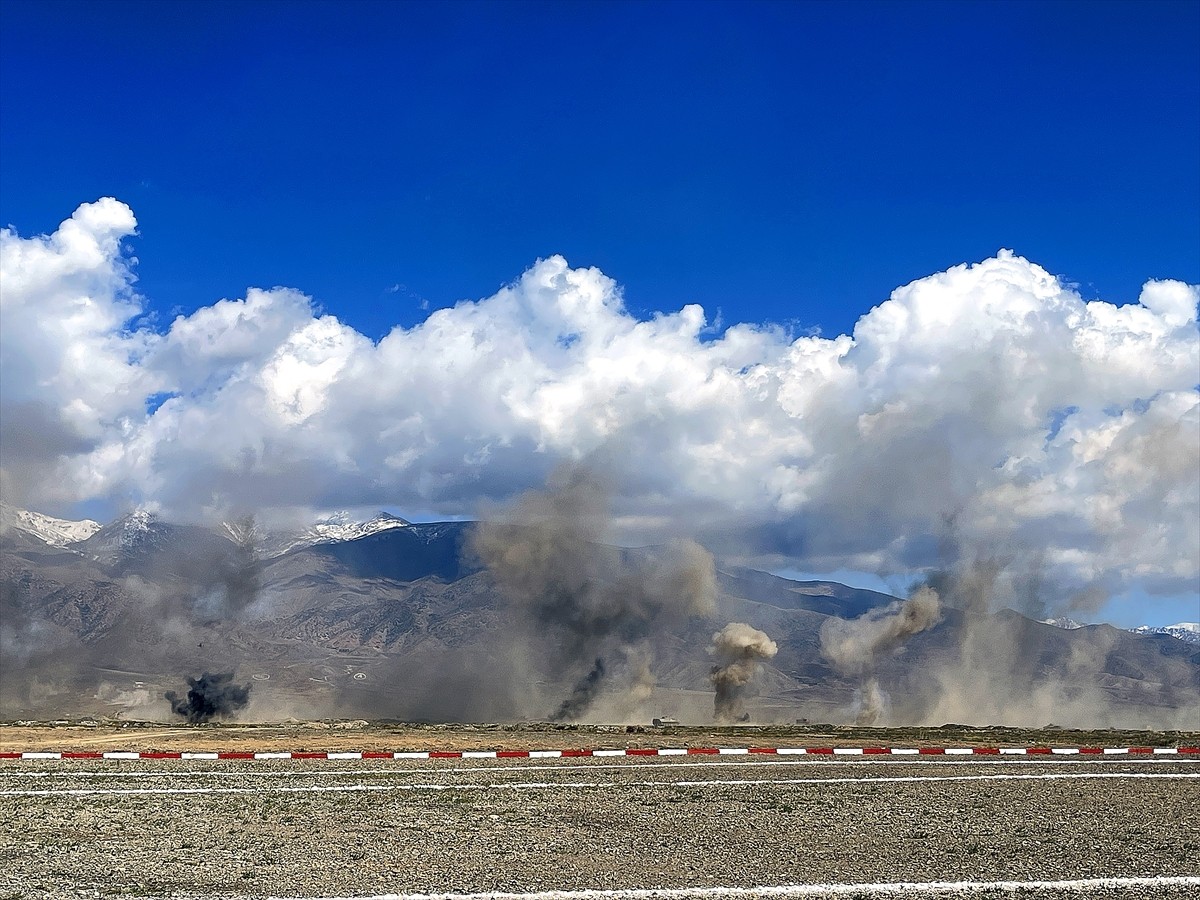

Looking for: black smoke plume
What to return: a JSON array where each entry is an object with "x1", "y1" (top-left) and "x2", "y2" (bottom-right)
[
  {"x1": 165, "y1": 672, "x2": 251, "y2": 723},
  {"x1": 553, "y1": 657, "x2": 607, "y2": 722}
]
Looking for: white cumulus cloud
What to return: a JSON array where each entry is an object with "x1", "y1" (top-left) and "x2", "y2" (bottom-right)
[{"x1": 1, "y1": 199, "x2": 1197, "y2": 612}]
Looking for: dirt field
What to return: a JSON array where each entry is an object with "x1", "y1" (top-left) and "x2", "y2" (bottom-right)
[
  {"x1": 3, "y1": 721, "x2": 1198, "y2": 753},
  {"x1": 2, "y1": 744, "x2": 1198, "y2": 899}
]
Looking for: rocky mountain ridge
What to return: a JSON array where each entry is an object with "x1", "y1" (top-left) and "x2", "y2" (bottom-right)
[
  {"x1": 1129, "y1": 622, "x2": 1200, "y2": 645},
  {"x1": 7, "y1": 504, "x2": 1194, "y2": 640},
  {"x1": 3, "y1": 505, "x2": 1197, "y2": 728},
  {"x1": 1042, "y1": 615, "x2": 1200, "y2": 645}
]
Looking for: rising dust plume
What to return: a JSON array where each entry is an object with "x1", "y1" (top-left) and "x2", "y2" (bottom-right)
[
  {"x1": 708, "y1": 622, "x2": 778, "y2": 722},
  {"x1": 471, "y1": 466, "x2": 718, "y2": 721},
  {"x1": 819, "y1": 586, "x2": 942, "y2": 724}
]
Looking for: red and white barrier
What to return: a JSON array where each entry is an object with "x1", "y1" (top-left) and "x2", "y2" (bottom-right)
[{"x1": 1, "y1": 745, "x2": 1196, "y2": 761}]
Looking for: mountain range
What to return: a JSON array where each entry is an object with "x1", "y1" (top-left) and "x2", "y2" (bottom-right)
[
  {"x1": 1, "y1": 504, "x2": 1197, "y2": 729},
  {"x1": 1039, "y1": 615, "x2": 1200, "y2": 646}
]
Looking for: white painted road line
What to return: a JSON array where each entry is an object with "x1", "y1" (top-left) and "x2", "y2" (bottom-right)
[
  {"x1": 267, "y1": 876, "x2": 1200, "y2": 900},
  {"x1": 4, "y1": 769, "x2": 1197, "y2": 797}
]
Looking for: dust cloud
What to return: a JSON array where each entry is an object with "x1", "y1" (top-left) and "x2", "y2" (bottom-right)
[
  {"x1": 471, "y1": 466, "x2": 717, "y2": 721},
  {"x1": 820, "y1": 587, "x2": 942, "y2": 724},
  {"x1": 708, "y1": 622, "x2": 778, "y2": 722}
]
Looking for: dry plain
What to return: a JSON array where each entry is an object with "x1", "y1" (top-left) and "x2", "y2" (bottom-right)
[{"x1": 1, "y1": 725, "x2": 1198, "y2": 900}]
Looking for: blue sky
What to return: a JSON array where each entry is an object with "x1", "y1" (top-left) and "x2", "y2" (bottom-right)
[
  {"x1": 2, "y1": 0, "x2": 1197, "y2": 336},
  {"x1": 1, "y1": 1, "x2": 1197, "y2": 628}
]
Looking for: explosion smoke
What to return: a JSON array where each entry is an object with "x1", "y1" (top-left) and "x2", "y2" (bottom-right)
[
  {"x1": 855, "y1": 678, "x2": 889, "y2": 726},
  {"x1": 911, "y1": 554, "x2": 1140, "y2": 727},
  {"x1": 819, "y1": 586, "x2": 942, "y2": 724},
  {"x1": 708, "y1": 622, "x2": 778, "y2": 722},
  {"x1": 206, "y1": 515, "x2": 262, "y2": 619},
  {"x1": 471, "y1": 467, "x2": 717, "y2": 721},
  {"x1": 553, "y1": 657, "x2": 606, "y2": 721},
  {"x1": 165, "y1": 672, "x2": 251, "y2": 723}
]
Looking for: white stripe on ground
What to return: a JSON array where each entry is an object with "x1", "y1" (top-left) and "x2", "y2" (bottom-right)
[
  {"x1": 4, "y1": 756, "x2": 1196, "y2": 779},
  {"x1": 4, "y1": 770, "x2": 1197, "y2": 797},
  {"x1": 267, "y1": 877, "x2": 1200, "y2": 900}
]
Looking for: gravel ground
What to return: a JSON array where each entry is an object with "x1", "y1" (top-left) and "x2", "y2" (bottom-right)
[{"x1": 1, "y1": 755, "x2": 1197, "y2": 899}]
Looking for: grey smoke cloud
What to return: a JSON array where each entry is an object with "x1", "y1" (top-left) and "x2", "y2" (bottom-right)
[
  {"x1": 552, "y1": 657, "x2": 607, "y2": 722},
  {"x1": 470, "y1": 466, "x2": 717, "y2": 721},
  {"x1": 905, "y1": 556, "x2": 1200, "y2": 729},
  {"x1": 708, "y1": 622, "x2": 778, "y2": 722},
  {"x1": 821, "y1": 587, "x2": 943, "y2": 675},
  {"x1": 820, "y1": 586, "x2": 942, "y2": 724},
  {"x1": 809, "y1": 549, "x2": 1200, "y2": 730}
]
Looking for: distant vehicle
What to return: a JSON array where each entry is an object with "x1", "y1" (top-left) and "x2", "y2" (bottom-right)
[{"x1": 652, "y1": 717, "x2": 679, "y2": 727}]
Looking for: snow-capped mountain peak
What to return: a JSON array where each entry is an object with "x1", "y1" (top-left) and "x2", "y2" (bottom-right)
[
  {"x1": 118, "y1": 508, "x2": 157, "y2": 541},
  {"x1": 221, "y1": 517, "x2": 265, "y2": 546},
  {"x1": 1043, "y1": 613, "x2": 1200, "y2": 645},
  {"x1": 233, "y1": 511, "x2": 413, "y2": 557},
  {"x1": 0, "y1": 503, "x2": 102, "y2": 548},
  {"x1": 1129, "y1": 622, "x2": 1200, "y2": 645},
  {"x1": 307, "y1": 510, "x2": 411, "y2": 543}
]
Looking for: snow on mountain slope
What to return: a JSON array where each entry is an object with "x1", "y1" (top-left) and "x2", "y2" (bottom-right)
[
  {"x1": 0, "y1": 503, "x2": 101, "y2": 548},
  {"x1": 73, "y1": 507, "x2": 235, "y2": 565},
  {"x1": 1130, "y1": 623, "x2": 1200, "y2": 645},
  {"x1": 305, "y1": 511, "x2": 411, "y2": 543},
  {"x1": 1042, "y1": 614, "x2": 1200, "y2": 644},
  {"x1": 244, "y1": 511, "x2": 413, "y2": 557}
]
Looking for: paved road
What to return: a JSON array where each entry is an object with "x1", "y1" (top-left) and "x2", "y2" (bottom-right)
[{"x1": 2, "y1": 755, "x2": 1197, "y2": 899}]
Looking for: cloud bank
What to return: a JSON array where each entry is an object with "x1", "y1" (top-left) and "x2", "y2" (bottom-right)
[{"x1": 2, "y1": 199, "x2": 1197, "y2": 611}]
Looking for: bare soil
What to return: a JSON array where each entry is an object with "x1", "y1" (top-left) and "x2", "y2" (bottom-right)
[{"x1": 2, "y1": 720, "x2": 1198, "y2": 752}]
